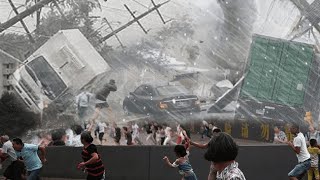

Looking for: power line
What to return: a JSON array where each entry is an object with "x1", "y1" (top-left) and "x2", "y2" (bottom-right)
[
  {"x1": 129, "y1": 0, "x2": 174, "y2": 19},
  {"x1": 130, "y1": 0, "x2": 149, "y2": 9}
]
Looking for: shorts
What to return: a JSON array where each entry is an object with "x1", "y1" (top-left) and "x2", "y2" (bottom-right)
[
  {"x1": 95, "y1": 102, "x2": 109, "y2": 109},
  {"x1": 99, "y1": 133, "x2": 105, "y2": 141},
  {"x1": 288, "y1": 159, "x2": 311, "y2": 178}
]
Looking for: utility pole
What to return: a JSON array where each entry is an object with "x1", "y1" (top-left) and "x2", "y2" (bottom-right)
[
  {"x1": 102, "y1": 18, "x2": 124, "y2": 48},
  {"x1": 0, "y1": 0, "x2": 54, "y2": 33},
  {"x1": 99, "y1": 0, "x2": 170, "y2": 43},
  {"x1": 7, "y1": 0, "x2": 35, "y2": 43},
  {"x1": 36, "y1": 0, "x2": 41, "y2": 29}
]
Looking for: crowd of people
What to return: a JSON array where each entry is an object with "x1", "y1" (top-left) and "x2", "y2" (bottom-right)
[{"x1": 0, "y1": 121, "x2": 247, "y2": 180}]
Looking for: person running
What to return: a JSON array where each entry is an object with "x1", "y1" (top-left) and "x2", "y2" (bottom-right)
[
  {"x1": 12, "y1": 138, "x2": 47, "y2": 180},
  {"x1": 159, "y1": 125, "x2": 166, "y2": 145},
  {"x1": 201, "y1": 120, "x2": 211, "y2": 139},
  {"x1": 190, "y1": 128, "x2": 221, "y2": 180},
  {"x1": 163, "y1": 145, "x2": 198, "y2": 180},
  {"x1": 77, "y1": 132, "x2": 105, "y2": 180},
  {"x1": 204, "y1": 132, "x2": 246, "y2": 180},
  {"x1": 179, "y1": 125, "x2": 190, "y2": 148},
  {"x1": 98, "y1": 121, "x2": 108, "y2": 145},
  {"x1": 163, "y1": 126, "x2": 174, "y2": 146},
  {"x1": 123, "y1": 127, "x2": 133, "y2": 146},
  {"x1": 75, "y1": 91, "x2": 93, "y2": 129},
  {"x1": 113, "y1": 123, "x2": 121, "y2": 145},
  {"x1": 131, "y1": 122, "x2": 142, "y2": 145},
  {"x1": 90, "y1": 79, "x2": 117, "y2": 126},
  {"x1": 0, "y1": 135, "x2": 26, "y2": 180},
  {"x1": 145, "y1": 122, "x2": 156, "y2": 145},
  {"x1": 287, "y1": 124, "x2": 311, "y2": 180},
  {"x1": 307, "y1": 139, "x2": 320, "y2": 180}
]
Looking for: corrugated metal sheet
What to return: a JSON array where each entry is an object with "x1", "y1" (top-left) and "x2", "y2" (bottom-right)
[{"x1": 240, "y1": 35, "x2": 315, "y2": 107}]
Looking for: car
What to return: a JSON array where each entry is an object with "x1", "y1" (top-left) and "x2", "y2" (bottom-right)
[{"x1": 123, "y1": 84, "x2": 201, "y2": 117}]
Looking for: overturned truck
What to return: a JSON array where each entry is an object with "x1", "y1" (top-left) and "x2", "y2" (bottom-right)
[
  {"x1": 207, "y1": 34, "x2": 320, "y2": 141},
  {"x1": 11, "y1": 29, "x2": 110, "y2": 113}
]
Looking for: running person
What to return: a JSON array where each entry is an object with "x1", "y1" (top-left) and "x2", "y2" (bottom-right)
[
  {"x1": 163, "y1": 145, "x2": 198, "y2": 180},
  {"x1": 190, "y1": 127, "x2": 221, "y2": 180},
  {"x1": 89, "y1": 79, "x2": 117, "y2": 129},
  {"x1": 131, "y1": 122, "x2": 142, "y2": 145},
  {"x1": 287, "y1": 124, "x2": 311, "y2": 180},
  {"x1": 98, "y1": 122, "x2": 108, "y2": 145},
  {"x1": 12, "y1": 138, "x2": 47, "y2": 180},
  {"x1": 78, "y1": 132, "x2": 105, "y2": 180}
]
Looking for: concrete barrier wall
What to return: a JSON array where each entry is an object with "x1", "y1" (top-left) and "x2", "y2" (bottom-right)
[{"x1": 38, "y1": 145, "x2": 305, "y2": 180}]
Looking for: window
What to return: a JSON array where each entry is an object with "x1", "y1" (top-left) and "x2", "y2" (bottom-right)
[
  {"x1": 26, "y1": 56, "x2": 67, "y2": 100},
  {"x1": 156, "y1": 86, "x2": 189, "y2": 96},
  {"x1": 134, "y1": 85, "x2": 154, "y2": 96},
  {"x1": 134, "y1": 86, "x2": 146, "y2": 96}
]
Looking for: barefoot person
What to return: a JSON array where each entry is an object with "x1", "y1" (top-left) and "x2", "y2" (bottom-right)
[
  {"x1": 77, "y1": 132, "x2": 105, "y2": 180},
  {"x1": 163, "y1": 145, "x2": 198, "y2": 180}
]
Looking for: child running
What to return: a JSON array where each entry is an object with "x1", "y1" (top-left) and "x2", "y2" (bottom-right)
[
  {"x1": 308, "y1": 139, "x2": 320, "y2": 180},
  {"x1": 163, "y1": 144, "x2": 198, "y2": 180}
]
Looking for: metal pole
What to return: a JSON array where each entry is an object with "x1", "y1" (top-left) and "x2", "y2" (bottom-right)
[
  {"x1": 0, "y1": 0, "x2": 54, "y2": 32},
  {"x1": 7, "y1": 0, "x2": 35, "y2": 43},
  {"x1": 99, "y1": 0, "x2": 170, "y2": 43}
]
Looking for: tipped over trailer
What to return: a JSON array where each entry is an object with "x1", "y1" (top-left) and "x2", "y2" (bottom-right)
[{"x1": 11, "y1": 29, "x2": 110, "y2": 113}]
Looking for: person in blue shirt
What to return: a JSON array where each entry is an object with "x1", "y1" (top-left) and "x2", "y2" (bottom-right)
[{"x1": 12, "y1": 138, "x2": 47, "y2": 180}]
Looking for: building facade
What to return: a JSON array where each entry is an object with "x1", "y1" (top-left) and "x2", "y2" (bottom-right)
[{"x1": 0, "y1": 53, "x2": 17, "y2": 96}]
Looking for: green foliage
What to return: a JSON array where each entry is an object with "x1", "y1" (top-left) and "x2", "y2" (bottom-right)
[
  {"x1": 0, "y1": 93, "x2": 38, "y2": 137},
  {"x1": 0, "y1": 33, "x2": 32, "y2": 60},
  {"x1": 33, "y1": 0, "x2": 102, "y2": 49}
]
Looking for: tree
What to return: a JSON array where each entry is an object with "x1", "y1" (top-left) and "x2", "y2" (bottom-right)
[{"x1": 0, "y1": 93, "x2": 38, "y2": 137}]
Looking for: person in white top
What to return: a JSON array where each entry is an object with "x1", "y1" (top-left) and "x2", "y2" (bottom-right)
[
  {"x1": 0, "y1": 135, "x2": 25, "y2": 179},
  {"x1": 71, "y1": 125, "x2": 84, "y2": 147},
  {"x1": 65, "y1": 128, "x2": 74, "y2": 146},
  {"x1": 287, "y1": 124, "x2": 311, "y2": 180},
  {"x1": 132, "y1": 122, "x2": 142, "y2": 145},
  {"x1": 75, "y1": 91, "x2": 93, "y2": 129},
  {"x1": 98, "y1": 121, "x2": 108, "y2": 145},
  {"x1": 163, "y1": 126, "x2": 175, "y2": 146}
]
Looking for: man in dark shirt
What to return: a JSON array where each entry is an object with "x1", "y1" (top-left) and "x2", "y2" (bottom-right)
[
  {"x1": 112, "y1": 122, "x2": 121, "y2": 145},
  {"x1": 89, "y1": 79, "x2": 117, "y2": 131},
  {"x1": 123, "y1": 127, "x2": 133, "y2": 146}
]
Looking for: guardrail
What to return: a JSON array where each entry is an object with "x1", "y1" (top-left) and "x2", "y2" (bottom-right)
[{"x1": 0, "y1": 145, "x2": 302, "y2": 180}]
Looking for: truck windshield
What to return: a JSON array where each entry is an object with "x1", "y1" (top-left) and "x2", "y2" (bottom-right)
[{"x1": 25, "y1": 56, "x2": 67, "y2": 100}]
